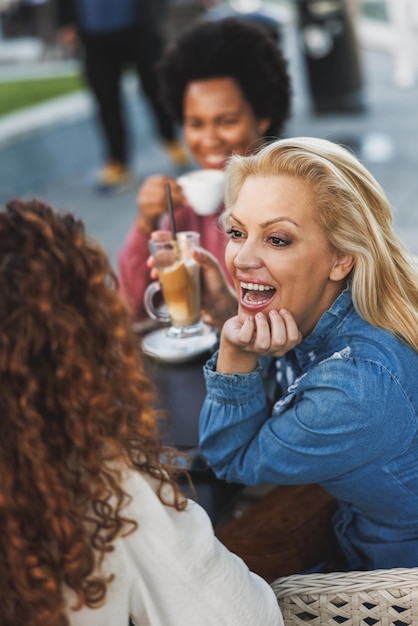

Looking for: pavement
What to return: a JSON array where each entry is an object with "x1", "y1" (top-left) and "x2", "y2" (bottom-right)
[{"x1": 0, "y1": 5, "x2": 417, "y2": 272}]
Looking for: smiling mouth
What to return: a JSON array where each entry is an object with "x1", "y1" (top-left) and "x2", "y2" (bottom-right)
[
  {"x1": 204, "y1": 155, "x2": 228, "y2": 167},
  {"x1": 240, "y1": 281, "x2": 276, "y2": 306}
]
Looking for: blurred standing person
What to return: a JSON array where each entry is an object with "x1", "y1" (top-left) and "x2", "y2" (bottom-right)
[
  {"x1": 117, "y1": 17, "x2": 292, "y2": 322},
  {"x1": 0, "y1": 198, "x2": 283, "y2": 626},
  {"x1": 57, "y1": 0, "x2": 188, "y2": 192}
]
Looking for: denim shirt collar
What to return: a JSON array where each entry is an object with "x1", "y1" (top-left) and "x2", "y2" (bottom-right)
[{"x1": 293, "y1": 282, "x2": 354, "y2": 368}]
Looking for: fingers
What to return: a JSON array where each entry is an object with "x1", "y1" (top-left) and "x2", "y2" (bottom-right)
[
  {"x1": 221, "y1": 315, "x2": 254, "y2": 346},
  {"x1": 218, "y1": 308, "x2": 302, "y2": 374},
  {"x1": 136, "y1": 176, "x2": 186, "y2": 234},
  {"x1": 147, "y1": 231, "x2": 173, "y2": 281},
  {"x1": 251, "y1": 313, "x2": 271, "y2": 351},
  {"x1": 144, "y1": 177, "x2": 184, "y2": 207},
  {"x1": 278, "y1": 308, "x2": 303, "y2": 346},
  {"x1": 193, "y1": 247, "x2": 238, "y2": 330},
  {"x1": 238, "y1": 316, "x2": 257, "y2": 344},
  {"x1": 145, "y1": 255, "x2": 159, "y2": 280},
  {"x1": 192, "y1": 246, "x2": 220, "y2": 269},
  {"x1": 222, "y1": 309, "x2": 301, "y2": 356},
  {"x1": 252, "y1": 309, "x2": 301, "y2": 355},
  {"x1": 194, "y1": 247, "x2": 226, "y2": 290},
  {"x1": 150, "y1": 230, "x2": 172, "y2": 242},
  {"x1": 217, "y1": 316, "x2": 258, "y2": 375}
]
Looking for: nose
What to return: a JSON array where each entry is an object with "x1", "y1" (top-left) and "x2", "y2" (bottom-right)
[
  {"x1": 199, "y1": 124, "x2": 222, "y2": 148},
  {"x1": 233, "y1": 238, "x2": 264, "y2": 270}
]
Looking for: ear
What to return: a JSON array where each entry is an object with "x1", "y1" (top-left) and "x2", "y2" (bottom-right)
[
  {"x1": 329, "y1": 253, "x2": 354, "y2": 282},
  {"x1": 257, "y1": 118, "x2": 271, "y2": 135}
]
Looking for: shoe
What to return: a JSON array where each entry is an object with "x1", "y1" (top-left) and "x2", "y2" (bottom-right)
[
  {"x1": 164, "y1": 140, "x2": 189, "y2": 168},
  {"x1": 97, "y1": 163, "x2": 132, "y2": 192}
]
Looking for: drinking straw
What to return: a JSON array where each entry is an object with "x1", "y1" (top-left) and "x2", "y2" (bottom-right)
[{"x1": 165, "y1": 183, "x2": 177, "y2": 241}]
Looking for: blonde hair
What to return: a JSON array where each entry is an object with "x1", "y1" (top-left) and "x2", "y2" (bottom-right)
[{"x1": 222, "y1": 137, "x2": 418, "y2": 352}]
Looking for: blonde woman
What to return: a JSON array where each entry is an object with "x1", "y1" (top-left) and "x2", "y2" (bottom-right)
[{"x1": 199, "y1": 137, "x2": 418, "y2": 572}]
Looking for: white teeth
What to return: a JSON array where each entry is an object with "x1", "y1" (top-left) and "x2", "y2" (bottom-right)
[
  {"x1": 240, "y1": 281, "x2": 274, "y2": 291},
  {"x1": 206, "y1": 156, "x2": 225, "y2": 163}
]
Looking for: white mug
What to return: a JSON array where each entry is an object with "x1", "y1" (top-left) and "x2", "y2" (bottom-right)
[{"x1": 177, "y1": 169, "x2": 225, "y2": 216}]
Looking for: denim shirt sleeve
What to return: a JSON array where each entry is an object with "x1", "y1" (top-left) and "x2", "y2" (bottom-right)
[
  {"x1": 199, "y1": 351, "x2": 417, "y2": 486},
  {"x1": 199, "y1": 352, "x2": 269, "y2": 472}
]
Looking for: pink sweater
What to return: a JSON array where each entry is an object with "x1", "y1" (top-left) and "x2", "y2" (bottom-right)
[{"x1": 117, "y1": 203, "x2": 229, "y2": 320}]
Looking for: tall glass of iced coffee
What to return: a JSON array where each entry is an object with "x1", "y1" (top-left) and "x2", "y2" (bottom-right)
[{"x1": 144, "y1": 232, "x2": 203, "y2": 338}]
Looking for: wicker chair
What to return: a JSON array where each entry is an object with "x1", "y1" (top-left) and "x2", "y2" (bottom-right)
[{"x1": 272, "y1": 568, "x2": 418, "y2": 625}]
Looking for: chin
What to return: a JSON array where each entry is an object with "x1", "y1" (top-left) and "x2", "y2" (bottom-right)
[{"x1": 205, "y1": 163, "x2": 225, "y2": 171}]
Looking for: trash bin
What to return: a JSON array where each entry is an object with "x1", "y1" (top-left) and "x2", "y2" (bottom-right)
[{"x1": 296, "y1": 0, "x2": 365, "y2": 113}]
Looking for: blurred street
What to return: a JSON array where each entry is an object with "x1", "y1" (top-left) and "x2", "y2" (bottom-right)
[{"x1": 0, "y1": 3, "x2": 417, "y2": 270}]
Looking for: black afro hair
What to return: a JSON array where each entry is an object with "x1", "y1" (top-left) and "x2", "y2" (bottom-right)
[{"x1": 158, "y1": 16, "x2": 292, "y2": 138}]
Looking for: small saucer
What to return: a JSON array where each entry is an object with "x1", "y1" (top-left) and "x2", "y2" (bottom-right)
[{"x1": 141, "y1": 325, "x2": 218, "y2": 363}]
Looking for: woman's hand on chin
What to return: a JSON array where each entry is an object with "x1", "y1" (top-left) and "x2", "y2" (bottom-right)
[{"x1": 217, "y1": 308, "x2": 302, "y2": 374}]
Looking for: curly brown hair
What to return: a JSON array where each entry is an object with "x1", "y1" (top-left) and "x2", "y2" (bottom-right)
[{"x1": 0, "y1": 198, "x2": 187, "y2": 625}]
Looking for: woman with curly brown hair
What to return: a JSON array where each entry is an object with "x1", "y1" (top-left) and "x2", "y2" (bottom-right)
[{"x1": 0, "y1": 198, "x2": 283, "y2": 626}]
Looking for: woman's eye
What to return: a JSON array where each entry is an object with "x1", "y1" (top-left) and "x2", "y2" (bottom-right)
[
  {"x1": 226, "y1": 227, "x2": 244, "y2": 239},
  {"x1": 185, "y1": 119, "x2": 202, "y2": 129},
  {"x1": 269, "y1": 235, "x2": 290, "y2": 247}
]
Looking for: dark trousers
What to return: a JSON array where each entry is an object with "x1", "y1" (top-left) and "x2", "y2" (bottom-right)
[{"x1": 81, "y1": 25, "x2": 175, "y2": 165}]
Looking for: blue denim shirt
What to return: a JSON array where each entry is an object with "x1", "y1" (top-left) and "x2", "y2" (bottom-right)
[{"x1": 199, "y1": 285, "x2": 418, "y2": 570}]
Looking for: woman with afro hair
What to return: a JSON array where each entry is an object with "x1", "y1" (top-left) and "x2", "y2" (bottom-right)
[{"x1": 118, "y1": 16, "x2": 292, "y2": 323}]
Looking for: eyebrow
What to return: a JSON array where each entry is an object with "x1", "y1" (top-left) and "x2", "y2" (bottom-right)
[
  {"x1": 230, "y1": 213, "x2": 300, "y2": 228},
  {"x1": 184, "y1": 109, "x2": 242, "y2": 122}
]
